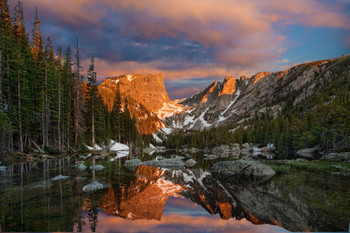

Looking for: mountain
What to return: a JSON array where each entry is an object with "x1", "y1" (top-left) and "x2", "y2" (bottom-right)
[
  {"x1": 165, "y1": 55, "x2": 350, "y2": 131},
  {"x1": 98, "y1": 73, "x2": 184, "y2": 134}
]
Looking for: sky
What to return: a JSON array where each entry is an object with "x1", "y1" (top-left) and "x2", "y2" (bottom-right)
[{"x1": 8, "y1": 0, "x2": 350, "y2": 99}]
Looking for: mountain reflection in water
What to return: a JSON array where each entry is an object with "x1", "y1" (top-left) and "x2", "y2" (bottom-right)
[
  {"x1": 0, "y1": 156, "x2": 349, "y2": 232},
  {"x1": 78, "y1": 197, "x2": 287, "y2": 233}
]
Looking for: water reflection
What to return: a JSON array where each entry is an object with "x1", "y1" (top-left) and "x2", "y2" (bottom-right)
[
  {"x1": 0, "y1": 156, "x2": 349, "y2": 232},
  {"x1": 76, "y1": 197, "x2": 287, "y2": 233}
]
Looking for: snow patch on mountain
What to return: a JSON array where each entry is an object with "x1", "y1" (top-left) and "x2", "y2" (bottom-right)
[
  {"x1": 156, "y1": 100, "x2": 186, "y2": 120},
  {"x1": 153, "y1": 134, "x2": 163, "y2": 143},
  {"x1": 221, "y1": 89, "x2": 240, "y2": 116}
]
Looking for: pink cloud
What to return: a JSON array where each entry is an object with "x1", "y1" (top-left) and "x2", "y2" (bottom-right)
[{"x1": 15, "y1": 0, "x2": 350, "y2": 83}]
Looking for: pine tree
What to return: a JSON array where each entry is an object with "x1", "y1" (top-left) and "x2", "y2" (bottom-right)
[
  {"x1": 56, "y1": 46, "x2": 63, "y2": 151},
  {"x1": 31, "y1": 7, "x2": 42, "y2": 61},
  {"x1": 62, "y1": 47, "x2": 73, "y2": 149},
  {"x1": 111, "y1": 86, "x2": 122, "y2": 142},
  {"x1": 86, "y1": 57, "x2": 98, "y2": 144},
  {"x1": 72, "y1": 39, "x2": 85, "y2": 146}
]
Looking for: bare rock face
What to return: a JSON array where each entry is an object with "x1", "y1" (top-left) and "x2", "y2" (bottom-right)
[
  {"x1": 100, "y1": 73, "x2": 170, "y2": 113},
  {"x1": 219, "y1": 76, "x2": 236, "y2": 96},
  {"x1": 166, "y1": 55, "x2": 350, "y2": 131},
  {"x1": 99, "y1": 73, "x2": 170, "y2": 134}
]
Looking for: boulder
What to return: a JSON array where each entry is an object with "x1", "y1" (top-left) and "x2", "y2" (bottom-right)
[
  {"x1": 185, "y1": 159, "x2": 197, "y2": 167},
  {"x1": 141, "y1": 157, "x2": 185, "y2": 169},
  {"x1": 212, "y1": 160, "x2": 275, "y2": 184},
  {"x1": 124, "y1": 159, "x2": 142, "y2": 171},
  {"x1": 90, "y1": 164, "x2": 104, "y2": 171},
  {"x1": 51, "y1": 175, "x2": 69, "y2": 181},
  {"x1": 82, "y1": 181, "x2": 104, "y2": 193}
]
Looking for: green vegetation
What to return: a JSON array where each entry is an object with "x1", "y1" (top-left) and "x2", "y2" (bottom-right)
[
  {"x1": 0, "y1": 1, "x2": 140, "y2": 155},
  {"x1": 264, "y1": 160, "x2": 350, "y2": 174}
]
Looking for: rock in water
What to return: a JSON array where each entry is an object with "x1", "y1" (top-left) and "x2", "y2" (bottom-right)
[
  {"x1": 141, "y1": 157, "x2": 185, "y2": 169},
  {"x1": 90, "y1": 165, "x2": 104, "y2": 171},
  {"x1": 51, "y1": 175, "x2": 69, "y2": 181},
  {"x1": 124, "y1": 159, "x2": 142, "y2": 171},
  {"x1": 82, "y1": 181, "x2": 104, "y2": 193},
  {"x1": 76, "y1": 163, "x2": 87, "y2": 171},
  {"x1": 212, "y1": 160, "x2": 275, "y2": 184},
  {"x1": 185, "y1": 159, "x2": 197, "y2": 167}
]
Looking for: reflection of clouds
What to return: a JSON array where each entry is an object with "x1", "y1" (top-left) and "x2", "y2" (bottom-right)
[{"x1": 92, "y1": 210, "x2": 287, "y2": 233}]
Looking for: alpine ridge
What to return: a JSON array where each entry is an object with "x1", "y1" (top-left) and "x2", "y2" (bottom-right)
[{"x1": 165, "y1": 55, "x2": 350, "y2": 131}]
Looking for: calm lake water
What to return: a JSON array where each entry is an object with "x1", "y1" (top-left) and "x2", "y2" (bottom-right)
[{"x1": 0, "y1": 153, "x2": 349, "y2": 232}]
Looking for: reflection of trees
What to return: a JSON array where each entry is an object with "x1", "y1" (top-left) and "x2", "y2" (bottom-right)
[
  {"x1": 73, "y1": 161, "x2": 85, "y2": 232},
  {"x1": 88, "y1": 208, "x2": 99, "y2": 232}
]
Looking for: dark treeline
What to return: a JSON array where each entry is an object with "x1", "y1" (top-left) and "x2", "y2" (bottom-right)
[
  {"x1": 0, "y1": 1, "x2": 139, "y2": 154},
  {"x1": 166, "y1": 61, "x2": 350, "y2": 156}
]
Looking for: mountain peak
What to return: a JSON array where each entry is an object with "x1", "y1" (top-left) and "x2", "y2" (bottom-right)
[{"x1": 219, "y1": 76, "x2": 236, "y2": 96}]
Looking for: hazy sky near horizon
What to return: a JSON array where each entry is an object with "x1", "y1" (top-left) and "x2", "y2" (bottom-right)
[{"x1": 9, "y1": 0, "x2": 350, "y2": 99}]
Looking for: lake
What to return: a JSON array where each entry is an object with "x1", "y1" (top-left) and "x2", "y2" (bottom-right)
[{"x1": 0, "y1": 152, "x2": 349, "y2": 232}]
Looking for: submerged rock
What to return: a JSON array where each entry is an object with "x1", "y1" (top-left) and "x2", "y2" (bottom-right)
[
  {"x1": 141, "y1": 157, "x2": 185, "y2": 169},
  {"x1": 90, "y1": 165, "x2": 104, "y2": 171},
  {"x1": 51, "y1": 175, "x2": 69, "y2": 181},
  {"x1": 212, "y1": 160, "x2": 275, "y2": 184},
  {"x1": 82, "y1": 181, "x2": 104, "y2": 193},
  {"x1": 204, "y1": 154, "x2": 219, "y2": 160},
  {"x1": 124, "y1": 159, "x2": 142, "y2": 171},
  {"x1": 185, "y1": 158, "x2": 197, "y2": 167},
  {"x1": 76, "y1": 163, "x2": 87, "y2": 171}
]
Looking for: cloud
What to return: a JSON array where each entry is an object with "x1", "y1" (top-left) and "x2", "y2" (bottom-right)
[
  {"x1": 11, "y1": 0, "x2": 350, "y2": 98},
  {"x1": 16, "y1": 0, "x2": 350, "y2": 68}
]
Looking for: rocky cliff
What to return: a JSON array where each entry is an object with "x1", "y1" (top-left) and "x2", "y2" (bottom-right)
[
  {"x1": 165, "y1": 55, "x2": 350, "y2": 131},
  {"x1": 99, "y1": 73, "x2": 184, "y2": 134}
]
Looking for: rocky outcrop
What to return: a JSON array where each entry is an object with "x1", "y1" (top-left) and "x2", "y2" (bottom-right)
[
  {"x1": 219, "y1": 76, "x2": 236, "y2": 96},
  {"x1": 212, "y1": 160, "x2": 275, "y2": 183},
  {"x1": 99, "y1": 73, "x2": 169, "y2": 134},
  {"x1": 141, "y1": 157, "x2": 185, "y2": 169},
  {"x1": 100, "y1": 73, "x2": 169, "y2": 113}
]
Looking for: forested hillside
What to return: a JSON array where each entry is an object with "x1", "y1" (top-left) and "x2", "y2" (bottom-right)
[{"x1": 0, "y1": 1, "x2": 140, "y2": 154}]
